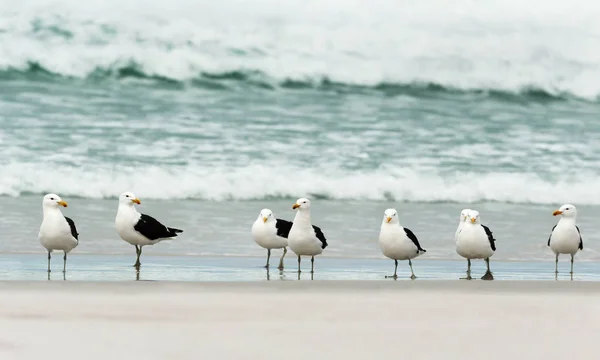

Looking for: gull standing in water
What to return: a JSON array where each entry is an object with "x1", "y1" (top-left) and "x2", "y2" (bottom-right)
[
  {"x1": 38, "y1": 194, "x2": 79, "y2": 274},
  {"x1": 287, "y1": 198, "x2": 328, "y2": 274},
  {"x1": 378, "y1": 208, "x2": 426, "y2": 279},
  {"x1": 456, "y1": 209, "x2": 496, "y2": 280},
  {"x1": 251, "y1": 208, "x2": 289, "y2": 270},
  {"x1": 115, "y1": 192, "x2": 183, "y2": 268},
  {"x1": 548, "y1": 204, "x2": 582, "y2": 277}
]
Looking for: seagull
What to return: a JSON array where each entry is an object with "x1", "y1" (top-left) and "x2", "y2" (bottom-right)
[
  {"x1": 38, "y1": 193, "x2": 79, "y2": 273},
  {"x1": 115, "y1": 192, "x2": 183, "y2": 268},
  {"x1": 287, "y1": 198, "x2": 328, "y2": 273},
  {"x1": 455, "y1": 209, "x2": 496, "y2": 280},
  {"x1": 548, "y1": 204, "x2": 582, "y2": 276},
  {"x1": 251, "y1": 209, "x2": 289, "y2": 270},
  {"x1": 378, "y1": 208, "x2": 426, "y2": 279},
  {"x1": 455, "y1": 208, "x2": 471, "y2": 240}
]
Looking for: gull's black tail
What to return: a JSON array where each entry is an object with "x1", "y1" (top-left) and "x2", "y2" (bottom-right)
[{"x1": 168, "y1": 227, "x2": 183, "y2": 236}]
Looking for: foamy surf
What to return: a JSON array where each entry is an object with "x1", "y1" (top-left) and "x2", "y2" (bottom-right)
[
  {"x1": 1, "y1": 163, "x2": 599, "y2": 204},
  {"x1": 1, "y1": 0, "x2": 600, "y2": 99}
]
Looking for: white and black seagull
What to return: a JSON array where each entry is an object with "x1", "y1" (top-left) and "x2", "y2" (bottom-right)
[
  {"x1": 455, "y1": 209, "x2": 496, "y2": 280},
  {"x1": 548, "y1": 204, "x2": 582, "y2": 276},
  {"x1": 378, "y1": 208, "x2": 426, "y2": 279},
  {"x1": 38, "y1": 193, "x2": 79, "y2": 273},
  {"x1": 251, "y1": 208, "x2": 289, "y2": 270},
  {"x1": 115, "y1": 192, "x2": 183, "y2": 268},
  {"x1": 287, "y1": 198, "x2": 328, "y2": 274}
]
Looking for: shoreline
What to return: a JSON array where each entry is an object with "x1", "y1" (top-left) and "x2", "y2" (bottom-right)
[{"x1": 0, "y1": 253, "x2": 596, "y2": 282}]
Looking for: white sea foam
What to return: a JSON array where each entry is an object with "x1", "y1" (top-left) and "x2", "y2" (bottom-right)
[
  {"x1": 1, "y1": 0, "x2": 600, "y2": 98},
  {"x1": 1, "y1": 162, "x2": 600, "y2": 204}
]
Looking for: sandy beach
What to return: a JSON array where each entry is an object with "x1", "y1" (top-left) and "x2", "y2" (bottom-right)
[{"x1": 0, "y1": 280, "x2": 597, "y2": 360}]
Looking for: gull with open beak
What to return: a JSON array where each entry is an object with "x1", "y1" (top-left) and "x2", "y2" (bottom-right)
[
  {"x1": 287, "y1": 198, "x2": 328, "y2": 274},
  {"x1": 115, "y1": 191, "x2": 183, "y2": 268},
  {"x1": 455, "y1": 209, "x2": 496, "y2": 280},
  {"x1": 251, "y1": 209, "x2": 289, "y2": 270},
  {"x1": 547, "y1": 204, "x2": 582, "y2": 276},
  {"x1": 378, "y1": 208, "x2": 426, "y2": 279},
  {"x1": 38, "y1": 193, "x2": 79, "y2": 274}
]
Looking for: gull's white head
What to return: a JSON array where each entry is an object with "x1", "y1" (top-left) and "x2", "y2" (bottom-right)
[
  {"x1": 460, "y1": 208, "x2": 471, "y2": 223},
  {"x1": 258, "y1": 208, "x2": 274, "y2": 223},
  {"x1": 553, "y1": 204, "x2": 577, "y2": 218},
  {"x1": 292, "y1": 198, "x2": 311, "y2": 210},
  {"x1": 42, "y1": 193, "x2": 68, "y2": 209},
  {"x1": 119, "y1": 192, "x2": 141, "y2": 206},
  {"x1": 468, "y1": 209, "x2": 481, "y2": 224},
  {"x1": 383, "y1": 208, "x2": 399, "y2": 225}
]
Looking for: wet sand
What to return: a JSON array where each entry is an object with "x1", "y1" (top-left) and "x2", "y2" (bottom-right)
[{"x1": 0, "y1": 281, "x2": 597, "y2": 359}]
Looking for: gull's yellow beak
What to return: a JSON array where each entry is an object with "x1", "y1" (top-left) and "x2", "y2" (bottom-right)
[
  {"x1": 263, "y1": 217, "x2": 268, "y2": 223},
  {"x1": 132, "y1": 198, "x2": 141, "y2": 204},
  {"x1": 57, "y1": 201, "x2": 68, "y2": 207},
  {"x1": 553, "y1": 210, "x2": 562, "y2": 216},
  {"x1": 386, "y1": 217, "x2": 392, "y2": 223},
  {"x1": 470, "y1": 217, "x2": 476, "y2": 223},
  {"x1": 292, "y1": 203, "x2": 300, "y2": 209}
]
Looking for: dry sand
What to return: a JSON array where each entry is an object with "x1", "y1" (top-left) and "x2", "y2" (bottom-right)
[{"x1": 0, "y1": 280, "x2": 598, "y2": 360}]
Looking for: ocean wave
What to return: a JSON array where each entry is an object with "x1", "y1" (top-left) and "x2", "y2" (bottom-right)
[
  {"x1": 0, "y1": 163, "x2": 599, "y2": 205},
  {"x1": 0, "y1": 64, "x2": 584, "y2": 103},
  {"x1": 1, "y1": 0, "x2": 600, "y2": 100}
]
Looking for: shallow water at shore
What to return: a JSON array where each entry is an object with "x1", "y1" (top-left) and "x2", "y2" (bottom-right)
[{"x1": 0, "y1": 254, "x2": 597, "y2": 282}]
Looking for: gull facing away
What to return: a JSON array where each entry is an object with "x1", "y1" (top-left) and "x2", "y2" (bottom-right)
[
  {"x1": 455, "y1": 209, "x2": 496, "y2": 280},
  {"x1": 251, "y1": 209, "x2": 289, "y2": 270},
  {"x1": 38, "y1": 193, "x2": 79, "y2": 273},
  {"x1": 455, "y1": 208, "x2": 471, "y2": 241},
  {"x1": 115, "y1": 192, "x2": 183, "y2": 268},
  {"x1": 287, "y1": 198, "x2": 328, "y2": 273},
  {"x1": 378, "y1": 208, "x2": 426, "y2": 279},
  {"x1": 548, "y1": 204, "x2": 582, "y2": 276}
]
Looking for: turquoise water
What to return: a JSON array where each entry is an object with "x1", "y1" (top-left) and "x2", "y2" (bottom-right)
[{"x1": 1, "y1": 1, "x2": 600, "y2": 269}]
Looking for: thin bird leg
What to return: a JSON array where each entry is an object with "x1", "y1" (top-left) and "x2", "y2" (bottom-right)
[
  {"x1": 555, "y1": 254, "x2": 559, "y2": 274},
  {"x1": 63, "y1": 252, "x2": 67, "y2": 273},
  {"x1": 133, "y1": 245, "x2": 140, "y2": 267},
  {"x1": 570, "y1": 254, "x2": 574, "y2": 275},
  {"x1": 47, "y1": 251, "x2": 51, "y2": 273},
  {"x1": 297, "y1": 255, "x2": 301, "y2": 273},
  {"x1": 461, "y1": 259, "x2": 472, "y2": 280},
  {"x1": 138, "y1": 246, "x2": 143, "y2": 266},
  {"x1": 134, "y1": 246, "x2": 143, "y2": 268},
  {"x1": 386, "y1": 260, "x2": 398, "y2": 279},
  {"x1": 277, "y1": 247, "x2": 287, "y2": 271},
  {"x1": 481, "y1": 258, "x2": 494, "y2": 280},
  {"x1": 265, "y1": 249, "x2": 271, "y2": 268},
  {"x1": 310, "y1": 256, "x2": 314, "y2": 273},
  {"x1": 409, "y1": 259, "x2": 416, "y2": 280}
]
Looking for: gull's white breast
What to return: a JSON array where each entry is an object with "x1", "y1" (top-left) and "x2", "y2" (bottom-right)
[
  {"x1": 379, "y1": 224, "x2": 420, "y2": 260},
  {"x1": 115, "y1": 207, "x2": 150, "y2": 246},
  {"x1": 456, "y1": 224, "x2": 494, "y2": 259},
  {"x1": 549, "y1": 221, "x2": 580, "y2": 255},
  {"x1": 39, "y1": 211, "x2": 78, "y2": 252},
  {"x1": 288, "y1": 224, "x2": 322, "y2": 256},
  {"x1": 252, "y1": 220, "x2": 287, "y2": 249}
]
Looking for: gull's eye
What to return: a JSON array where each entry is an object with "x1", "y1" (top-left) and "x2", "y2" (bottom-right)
[{"x1": 50, "y1": 197, "x2": 54, "y2": 200}]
